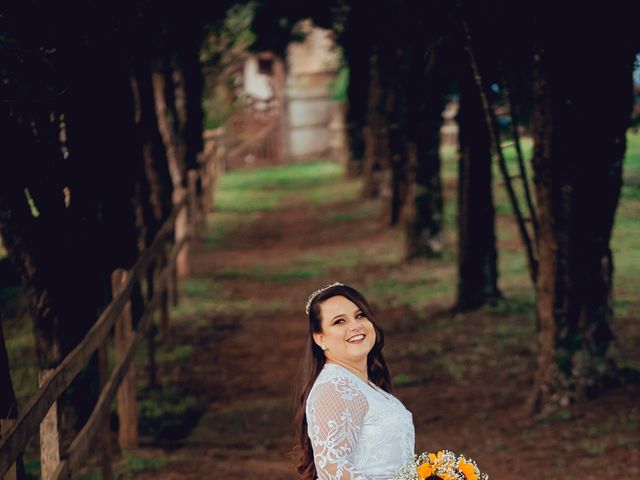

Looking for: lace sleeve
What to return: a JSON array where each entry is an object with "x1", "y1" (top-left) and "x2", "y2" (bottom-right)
[{"x1": 306, "y1": 376, "x2": 374, "y2": 480}]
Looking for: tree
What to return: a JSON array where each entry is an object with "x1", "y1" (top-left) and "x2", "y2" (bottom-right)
[
  {"x1": 403, "y1": 34, "x2": 448, "y2": 260},
  {"x1": 455, "y1": 70, "x2": 500, "y2": 309},
  {"x1": 340, "y1": 0, "x2": 372, "y2": 178},
  {"x1": 528, "y1": 4, "x2": 637, "y2": 412}
]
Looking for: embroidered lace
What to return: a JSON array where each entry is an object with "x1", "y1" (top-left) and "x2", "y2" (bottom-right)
[{"x1": 306, "y1": 363, "x2": 415, "y2": 480}]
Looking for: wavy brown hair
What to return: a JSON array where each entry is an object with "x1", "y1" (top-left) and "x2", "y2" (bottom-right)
[{"x1": 293, "y1": 284, "x2": 392, "y2": 480}]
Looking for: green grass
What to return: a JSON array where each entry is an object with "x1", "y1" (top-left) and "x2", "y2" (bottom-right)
[
  {"x1": 172, "y1": 277, "x2": 286, "y2": 320},
  {"x1": 367, "y1": 261, "x2": 457, "y2": 311},
  {"x1": 138, "y1": 385, "x2": 202, "y2": 441},
  {"x1": 613, "y1": 131, "x2": 640, "y2": 289},
  {"x1": 206, "y1": 160, "x2": 347, "y2": 248},
  {"x1": 118, "y1": 452, "x2": 171, "y2": 477},
  {"x1": 212, "y1": 161, "x2": 343, "y2": 214},
  {"x1": 217, "y1": 160, "x2": 341, "y2": 192}
]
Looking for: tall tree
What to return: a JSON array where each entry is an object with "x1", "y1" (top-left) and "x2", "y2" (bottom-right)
[
  {"x1": 0, "y1": 317, "x2": 26, "y2": 480},
  {"x1": 528, "y1": 4, "x2": 637, "y2": 412},
  {"x1": 340, "y1": 0, "x2": 372, "y2": 178},
  {"x1": 455, "y1": 71, "x2": 500, "y2": 309},
  {"x1": 404, "y1": 34, "x2": 448, "y2": 259}
]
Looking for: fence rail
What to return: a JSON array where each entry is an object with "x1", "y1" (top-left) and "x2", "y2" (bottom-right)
[{"x1": 0, "y1": 135, "x2": 223, "y2": 479}]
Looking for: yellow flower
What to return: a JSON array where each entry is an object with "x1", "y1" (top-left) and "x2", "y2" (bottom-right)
[
  {"x1": 417, "y1": 462, "x2": 434, "y2": 480},
  {"x1": 428, "y1": 450, "x2": 445, "y2": 466},
  {"x1": 457, "y1": 458, "x2": 479, "y2": 480}
]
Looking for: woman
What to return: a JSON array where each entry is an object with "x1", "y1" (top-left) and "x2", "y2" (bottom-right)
[{"x1": 294, "y1": 282, "x2": 415, "y2": 480}]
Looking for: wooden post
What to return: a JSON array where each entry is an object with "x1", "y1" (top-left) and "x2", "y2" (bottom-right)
[
  {"x1": 38, "y1": 369, "x2": 60, "y2": 480},
  {"x1": 111, "y1": 269, "x2": 138, "y2": 449},
  {"x1": 200, "y1": 150, "x2": 211, "y2": 228},
  {"x1": 174, "y1": 188, "x2": 190, "y2": 277},
  {"x1": 157, "y1": 264, "x2": 170, "y2": 340},
  {"x1": 97, "y1": 344, "x2": 112, "y2": 480},
  {"x1": 0, "y1": 420, "x2": 17, "y2": 480},
  {"x1": 187, "y1": 169, "x2": 200, "y2": 244},
  {"x1": 170, "y1": 257, "x2": 179, "y2": 307}
]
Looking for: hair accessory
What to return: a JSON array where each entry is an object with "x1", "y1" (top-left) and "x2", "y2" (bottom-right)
[{"x1": 305, "y1": 282, "x2": 344, "y2": 315}]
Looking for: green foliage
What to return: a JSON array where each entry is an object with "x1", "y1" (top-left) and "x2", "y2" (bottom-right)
[
  {"x1": 203, "y1": 87, "x2": 242, "y2": 130},
  {"x1": 201, "y1": 2, "x2": 257, "y2": 76},
  {"x1": 330, "y1": 65, "x2": 349, "y2": 102},
  {"x1": 201, "y1": 2, "x2": 257, "y2": 130}
]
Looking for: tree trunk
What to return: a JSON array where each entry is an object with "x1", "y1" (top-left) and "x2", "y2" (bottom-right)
[
  {"x1": 384, "y1": 46, "x2": 410, "y2": 227},
  {"x1": 341, "y1": 1, "x2": 371, "y2": 178},
  {"x1": 153, "y1": 59, "x2": 186, "y2": 190},
  {"x1": 132, "y1": 62, "x2": 174, "y2": 226},
  {"x1": 455, "y1": 74, "x2": 501, "y2": 310},
  {"x1": 0, "y1": 319, "x2": 27, "y2": 480},
  {"x1": 361, "y1": 52, "x2": 390, "y2": 200},
  {"x1": 529, "y1": 18, "x2": 635, "y2": 412},
  {"x1": 173, "y1": 29, "x2": 205, "y2": 175},
  {"x1": 404, "y1": 42, "x2": 446, "y2": 259}
]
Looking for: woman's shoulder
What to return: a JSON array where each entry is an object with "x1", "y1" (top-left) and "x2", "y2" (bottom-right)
[{"x1": 308, "y1": 364, "x2": 368, "y2": 404}]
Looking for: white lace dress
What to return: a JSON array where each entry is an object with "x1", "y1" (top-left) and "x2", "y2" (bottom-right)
[{"x1": 306, "y1": 363, "x2": 415, "y2": 480}]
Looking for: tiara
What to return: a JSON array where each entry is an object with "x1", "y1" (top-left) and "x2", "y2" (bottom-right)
[{"x1": 305, "y1": 282, "x2": 344, "y2": 315}]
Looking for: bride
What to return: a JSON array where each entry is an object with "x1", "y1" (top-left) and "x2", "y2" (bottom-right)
[{"x1": 294, "y1": 282, "x2": 415, "y2": 480}]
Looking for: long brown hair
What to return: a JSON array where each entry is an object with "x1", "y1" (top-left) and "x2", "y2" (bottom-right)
[{"x1": 293, "y1": 284, "x2": 392, "y2": 480}]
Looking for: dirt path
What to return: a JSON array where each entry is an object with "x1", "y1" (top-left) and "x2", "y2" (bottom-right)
[{"x1": 132, "y1": 166, "x2": 640, "y2": 480}]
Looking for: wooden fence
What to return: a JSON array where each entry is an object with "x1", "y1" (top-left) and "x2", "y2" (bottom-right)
[
  {"x1": 222, "y1": 95, "x2": 284, "y2": 170},
  {"x1": 0, "y1": 135, "x2": 224, "y2": 480}
]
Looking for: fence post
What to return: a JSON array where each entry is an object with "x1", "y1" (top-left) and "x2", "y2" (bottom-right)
[
  {"x1": 174, "y1": 188, "x2": 190, "y2": 278},
  {"x1": 97, "y1": 343, "x2": 112, "y2": 480},
  {"x1": 38, "y1": 369, "x2": 60, "y2": 480},
  {"x1": 0, "y1": 420, "x2": 17, "y2": 480},
  {"x1": 157, "y1": 261, "x2": 170, "y2": 340},
  {"x1": 111, "y1": 269, "x2": 138, "y2": 449}
]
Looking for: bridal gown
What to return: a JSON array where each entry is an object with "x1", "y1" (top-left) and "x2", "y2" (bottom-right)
[{"x1": 306, "y1": 363, "x2": 415, "y2": 480}]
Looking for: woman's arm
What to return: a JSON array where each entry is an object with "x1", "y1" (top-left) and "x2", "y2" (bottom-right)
[{"x1": 306, "y1": 378, "x2": 374, "y2": 480}]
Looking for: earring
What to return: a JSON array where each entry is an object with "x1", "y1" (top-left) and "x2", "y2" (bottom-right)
[{"x1": 321, "y1": 345, "x2": 327, "y2": 351}]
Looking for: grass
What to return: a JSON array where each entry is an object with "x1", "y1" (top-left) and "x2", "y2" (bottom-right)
[
  {"x1": 172, "y1": 277, "x2": 286, "y2": 319},
  {"x1": 138, "y1": 384, "x2": 202, "y2": 442},
  {"x1": 118, "y1": 452, "x2": 171, "y2": 477}
]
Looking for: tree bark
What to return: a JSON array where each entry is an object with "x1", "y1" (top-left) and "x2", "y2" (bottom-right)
[
  {"x1": 132, "y1": 62, "x2": 174, "y2": 226},
  {"x1": 361, "y1": 52, "x2": 391, "y2": 200},
  {"x1": 171, "y1": 17, "x2": 205, "y2": 178},
  {"x1": 529, "y1": 12, "x2": 635, "y2": 411},
  {"x1": 455, "y1": 73, "x2": 501, "y2": 310},
  {"x1": 404, "y1": 41, "x2": 446, "y2": 259},
  {"x1": 341, "y1": 0, "x2": 371, "y2": 178},
  {"x1": 0, "y1": 319, "x2": 27, "y2": 480},
  {"x1": 152, "y1": 60, "x2": 186, "y2": 190}
]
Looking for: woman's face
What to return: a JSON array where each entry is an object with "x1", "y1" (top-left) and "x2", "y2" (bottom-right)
[{"x1": 312, "y1": 295, "x2": 376, "y2": 365}]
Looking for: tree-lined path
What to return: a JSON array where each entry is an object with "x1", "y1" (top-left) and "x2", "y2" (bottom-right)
[{"x1": 130, "y1": 148, "x2": 640, "y2": 479}]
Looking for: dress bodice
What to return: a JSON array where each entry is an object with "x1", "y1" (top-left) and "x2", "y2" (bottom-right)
[{"x1": 306, "y1": 363, "x2": 415, "y2": 480}]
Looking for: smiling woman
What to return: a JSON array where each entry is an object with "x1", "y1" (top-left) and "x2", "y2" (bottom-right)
[{"x1": 294, "y1": 283, "x2": 415, "y2": 480}]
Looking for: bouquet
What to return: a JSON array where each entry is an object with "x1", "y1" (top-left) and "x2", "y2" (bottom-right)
[{"x1": 393, "y1": 450, "x2": 489, "y2": 480}]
